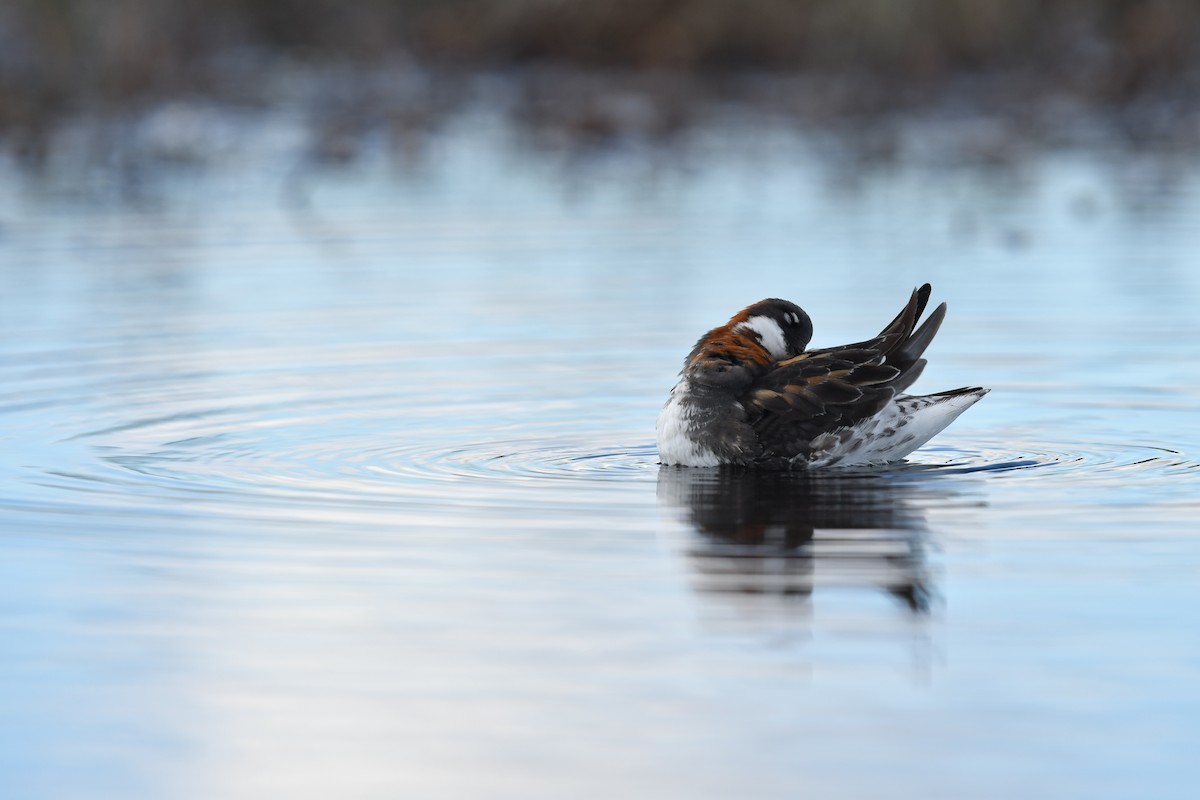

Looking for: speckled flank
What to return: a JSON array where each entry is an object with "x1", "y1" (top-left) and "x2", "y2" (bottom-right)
[{"x1": 805, "y1": 388, "x2": 989, "y2": 468}]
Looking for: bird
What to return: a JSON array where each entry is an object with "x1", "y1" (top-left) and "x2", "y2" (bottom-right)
[{"x1": 656, "y1": 283, "x2": 987, "y2": 468}]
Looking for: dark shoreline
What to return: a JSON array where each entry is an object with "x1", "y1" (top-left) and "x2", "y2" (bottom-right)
[{"x1": 4, "y1": 1, "x2": 1200, "y2": 166}]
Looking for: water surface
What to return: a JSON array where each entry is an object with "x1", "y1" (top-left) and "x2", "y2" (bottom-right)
[{"x1": 2, "y1": 110, "x2": 1198, "y2": 799}]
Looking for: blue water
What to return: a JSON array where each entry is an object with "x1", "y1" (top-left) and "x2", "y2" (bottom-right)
[{"x1": 1, "y1": 107, "x2": 1198, "y2": 799}]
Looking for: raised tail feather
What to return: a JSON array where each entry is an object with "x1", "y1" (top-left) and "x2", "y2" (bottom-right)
[
  {"x1": 876, "y1": 283, "x2": 931, "y2": 350},
  {"x1": 886, "y1": 298, "x2": 947, "y2": 393}
]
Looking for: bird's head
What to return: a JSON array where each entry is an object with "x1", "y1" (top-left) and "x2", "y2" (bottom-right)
[{"x1": 728, "y1": 299, "x2": 813, "y2": 361}]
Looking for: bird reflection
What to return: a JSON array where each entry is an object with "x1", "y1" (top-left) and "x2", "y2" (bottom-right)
[{"x1": 657, "y1": 466, "x2": 941, "y2": 613}]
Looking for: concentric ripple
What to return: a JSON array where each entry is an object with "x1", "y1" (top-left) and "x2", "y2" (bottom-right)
[
  {"x1": 387, "y1": 440, "x2": 662, "y2": 482},
  {"x1": 909, "y1": 438, "x2": 1197, "y2": 479},
  {"x1": 13, "y1": 415, "x2": 1198, "y2": 523},
  {"x1": 44, "y1": 420, "x2": 1200, "y2": 527},
  {"x1": 2, "y1": 337, "x2": 1196, "y2": 528},
  {"x1": 91, "y1": 425, "x2": 1196, "y2": 502}
]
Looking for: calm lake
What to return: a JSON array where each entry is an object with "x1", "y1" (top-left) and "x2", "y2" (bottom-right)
[{"x1": 2, "y1": 105, "x2": 1198, "y2": 799}]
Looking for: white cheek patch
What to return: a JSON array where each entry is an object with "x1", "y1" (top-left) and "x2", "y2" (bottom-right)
[{"x1": 735, "y1": 316, "x2": 789, "y2": 360}]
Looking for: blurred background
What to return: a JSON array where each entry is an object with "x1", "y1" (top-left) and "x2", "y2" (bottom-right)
[
  {"x1": 4, "y1": 0, "x2": 1200, "y2": 166},
  {"x1": 2, "y1": 3, "x2": 1199, "y2": 800}
]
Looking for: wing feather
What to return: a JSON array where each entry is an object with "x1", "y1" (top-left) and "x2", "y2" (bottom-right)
[{"x1": 740, "y1": 284, "x2": 948, "y2": 460}]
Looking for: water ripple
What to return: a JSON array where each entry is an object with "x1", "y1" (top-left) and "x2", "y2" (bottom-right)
[
  {"x1": 2, "y1": 341, "x2": 1194, "y2": 523},
  {"x1": 62, "y1": 431, "x2": 1196, "y2": 519},
  {"x1": 910, "y1": 439, "x2": 1194, "y2": 479}
]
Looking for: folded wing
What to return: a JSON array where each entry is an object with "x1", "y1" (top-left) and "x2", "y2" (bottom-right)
[{"x1": 741, "y1": 284, "x2": 948, "y2": 459}]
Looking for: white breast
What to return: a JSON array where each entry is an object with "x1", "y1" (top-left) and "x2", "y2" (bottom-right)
[{"x1": 655, "y1": 380, "x2": 723, "y2": 467}]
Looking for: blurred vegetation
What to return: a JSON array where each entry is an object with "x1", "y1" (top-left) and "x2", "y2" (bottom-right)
[{"x1": 3, "y1": 0, "x2": 1200, "y2": 158}]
